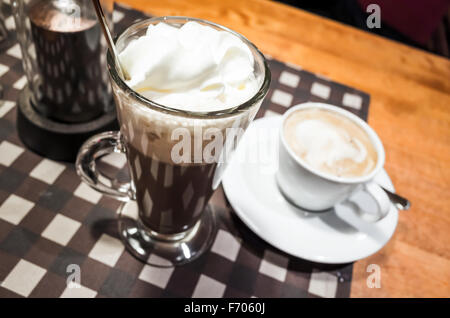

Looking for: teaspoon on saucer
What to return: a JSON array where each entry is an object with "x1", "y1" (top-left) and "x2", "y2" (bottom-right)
[{"x1": 380, "y1": 186, "x2": 410, "y2": 210}]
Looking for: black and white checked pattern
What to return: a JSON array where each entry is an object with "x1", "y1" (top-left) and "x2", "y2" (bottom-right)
[{"x1": 0, "y1": 4, "x2": 370, "y2": 298}]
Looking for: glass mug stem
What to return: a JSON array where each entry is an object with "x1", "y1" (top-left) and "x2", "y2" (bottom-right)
[{"x1": 76, "y1": 131, "x2": 133, "y2": 201}]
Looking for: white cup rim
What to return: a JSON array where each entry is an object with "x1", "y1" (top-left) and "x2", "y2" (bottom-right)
[{"x1": 280, "y1": 102, "x2": 385, "y2": 184}]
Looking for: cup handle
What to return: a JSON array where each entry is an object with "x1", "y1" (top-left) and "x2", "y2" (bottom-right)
[
  {"x1": 353, "y1": 180, "x2": 391, "y2": 222},
  {"x1": 75, "y1": 131, "x2": 133, "y2": 202}
]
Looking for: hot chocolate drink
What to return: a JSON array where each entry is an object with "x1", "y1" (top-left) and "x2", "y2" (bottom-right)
[
  {"x1": 28, "y1": 0, "x2": 112, "y2": 123},
  {"x1": 115, "y1": 21, "x2": 260, "y2": 234},
  {"x1": 127, "y1": 146, "x2": 217, "y2": 234},
  {"x1": 75, "y1": 16, "x2": 269, "y2": 264},
  {"x1": 283, "y1": 108, "x2": 378, "y2": 179}
]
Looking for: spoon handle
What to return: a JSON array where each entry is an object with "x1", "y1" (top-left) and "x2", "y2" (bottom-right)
[
  {"x1": 91, "y1": 0, "x2": 128, "y2": 80},
  {"x1": 381, "y1": 186, "x2": 411, "y2": 210}
]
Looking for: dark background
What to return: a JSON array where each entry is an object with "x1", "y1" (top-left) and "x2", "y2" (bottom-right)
[{"x1": 277, "y1": 0, "x2": 450, "y2": 58}]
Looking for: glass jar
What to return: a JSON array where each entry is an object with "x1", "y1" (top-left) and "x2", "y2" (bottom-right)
[{"x1": 12, "y1": 0, "x2": 114, "y2": 123}]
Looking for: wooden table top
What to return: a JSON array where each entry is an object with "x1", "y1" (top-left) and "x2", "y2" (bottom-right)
[{"x1": 119, "y1": 0, "x2": 450, "y2": 298}]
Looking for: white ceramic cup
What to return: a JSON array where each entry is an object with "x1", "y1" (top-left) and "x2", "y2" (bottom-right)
[{"x1": 276, "y1": 102, "x2": 391, "y2": 222}]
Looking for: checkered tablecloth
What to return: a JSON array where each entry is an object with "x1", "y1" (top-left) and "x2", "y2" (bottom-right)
[{"x1": 0, "y1": 4, "x2": 370, "y2": 298}]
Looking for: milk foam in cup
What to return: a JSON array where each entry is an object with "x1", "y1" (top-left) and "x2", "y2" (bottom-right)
[
  {"x1": 277, "y1": 102, "x2": 390, "y2": 218},
  {"x1": 283, "y1": 108, "x2": 378, "y2": 179}
]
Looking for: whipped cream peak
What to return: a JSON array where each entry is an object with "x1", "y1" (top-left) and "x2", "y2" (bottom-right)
[{"x1": 119, "y1": 21, "x2": 258, "y2": 111}]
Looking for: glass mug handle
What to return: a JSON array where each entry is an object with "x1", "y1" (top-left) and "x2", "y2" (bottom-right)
[{"x1": 75, "y1": 131, "x2": 134, "y2": 202}]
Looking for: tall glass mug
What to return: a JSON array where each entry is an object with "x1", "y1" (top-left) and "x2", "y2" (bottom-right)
[{"x1": 76, "y1": 17, "x2": 270, "y2": 266}]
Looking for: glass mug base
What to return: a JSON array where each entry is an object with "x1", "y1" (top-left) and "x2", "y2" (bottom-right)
[{"x1": 118, "y1": 201, "x2": 217, "y2": 266}]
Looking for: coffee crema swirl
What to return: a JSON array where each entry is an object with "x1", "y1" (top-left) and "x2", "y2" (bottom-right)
[{"x1": 283, "y1": 108, "x2": 377, "y2": 179}]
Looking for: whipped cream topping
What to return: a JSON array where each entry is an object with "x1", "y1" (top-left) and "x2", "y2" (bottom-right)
[
  {"x1": 119, "y1": 21, "x2": 259, "y2": 111},
  {"x1": 293, "y1": 119, "x2": 368, "y2": 171}
]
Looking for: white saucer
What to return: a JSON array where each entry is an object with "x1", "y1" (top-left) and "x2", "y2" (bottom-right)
[{"x1": 222, "y1": 116, "x2": 398, "y2": 264}]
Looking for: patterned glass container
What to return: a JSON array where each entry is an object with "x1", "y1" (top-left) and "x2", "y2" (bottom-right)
[{"x1": 12, "y1": 0, "x2": 114, "y2": 123}]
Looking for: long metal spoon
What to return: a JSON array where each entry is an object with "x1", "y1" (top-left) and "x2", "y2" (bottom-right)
[
  {"x1": 380, "y1": 186, "x2": 411, "y2": 210},
  {"x1": 91, "y1": 0, "x2": 130, "y2": 80}
]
